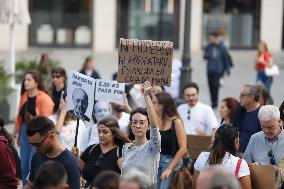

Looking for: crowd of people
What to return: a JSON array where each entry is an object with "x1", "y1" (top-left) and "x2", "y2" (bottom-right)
[{"x1": 0, "y1": 34, "x2": 283, "y2": 189}]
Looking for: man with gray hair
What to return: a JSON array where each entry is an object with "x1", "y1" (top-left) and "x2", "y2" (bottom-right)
[
  {"x1": 119, "y1": 168, "x2": 155, "y2": 189},
  {"x1": 244, "y1": 105, "x2": 284, "y2": 172},
  {"x1": 196, "y1": 165, "x2": 241, "y2": 189},
  {"x1": 232, "y1": 84, "x2": 262, "y2": 153}
]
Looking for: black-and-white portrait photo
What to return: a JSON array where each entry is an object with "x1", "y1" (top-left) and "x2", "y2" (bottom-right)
[
  {"x1": 67, "y1": 71, "x2": 96, "y2": 121},
  {"x1": 68, "y1": 88, "x2": 90, "y2": 121}
]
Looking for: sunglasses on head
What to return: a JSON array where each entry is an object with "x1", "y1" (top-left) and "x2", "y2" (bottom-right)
[{"x1": 268, "y1": 150, "x2": 276, "y2": 165}]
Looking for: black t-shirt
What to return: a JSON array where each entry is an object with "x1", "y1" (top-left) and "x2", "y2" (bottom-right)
[
  {"x1": 20, "y1": 96, "x2": 36, "y2": 121},
  {"x1": 29, "y1": 149, "x2": 80, "y2": 189},
  {"x1": 52, "y1": 87, "x2": 65, "y2": 113},
  {"x1": 80, "y1": 144, "x2": 120, "y2": 187},
  {"x1": 160, "y1": 129, "x2": 173, "y2": 155},
  {"x1": 160, "y1": 120, "x2": 178, "y2": 156}
]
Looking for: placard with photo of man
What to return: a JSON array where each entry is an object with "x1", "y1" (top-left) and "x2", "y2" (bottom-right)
[{"x1": 67, "y1": 71, "x2": 96, "y2": 121}]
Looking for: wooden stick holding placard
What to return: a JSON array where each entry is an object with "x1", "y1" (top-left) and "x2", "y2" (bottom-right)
[{"x1": 71, "y1": 118, "x2": 80, "y2": 157}]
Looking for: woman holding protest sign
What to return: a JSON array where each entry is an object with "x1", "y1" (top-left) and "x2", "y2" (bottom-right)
[
  {"x1": 152, "y1": 91, "x2": 187, "y2": 189},
  {"x1": 118, "y1": 81, "x2": 161, "y2": 184},
  {"x1": 15, "y1": 70, "x2": 54, "y2": 186},
  {"x1": 50, "y1": 98, "x2": 87, "y2": 154},
  {"x1": 79, "y1": 115, "x2": 130, "y2": 188}
]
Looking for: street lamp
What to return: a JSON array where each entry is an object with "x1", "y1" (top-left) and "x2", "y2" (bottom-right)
[{"x1": 179, "y1": 0, "x2": 192, "y2": 98}]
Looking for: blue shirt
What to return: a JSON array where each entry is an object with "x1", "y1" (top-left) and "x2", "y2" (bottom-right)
[
  {"x1": 239, "y1": 107, "x2": 261, "y2": 153},
  {"x1": 204, "y1": 43, "x2": 230, "y2": 75},
  {"x1": 29, "y1": 149, "x2": 80, "y2": 189},
  {"x1": 244, "y1": 130, "x2": 284, "y2": 166}
]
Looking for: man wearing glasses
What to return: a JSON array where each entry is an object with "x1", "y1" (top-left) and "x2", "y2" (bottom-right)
[
  {"x1": 244, "y1": 105, "x2": 284, "y2": 173},
  {"x1": 233, "y1": 84, "x2": 262, "y2": 153},
  {"x1": 23, "y1": 116, "x2": 80, "y2": 189}
]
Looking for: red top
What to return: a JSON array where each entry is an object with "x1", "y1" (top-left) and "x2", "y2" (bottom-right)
[
  {"x1": 0, "y1": 136, "x2": 17, "y2": 188},
  {"x1": 256, "y1": 52, "x2": 272, "y2": 71}
]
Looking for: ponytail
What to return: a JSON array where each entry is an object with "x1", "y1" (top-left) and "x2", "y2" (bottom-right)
[
  {"x1": 208, "y1": 137, "x2": 226, "y2": 165},
  {"x1": 208, "y1": 124, "x2": 239, "y2": 165}
]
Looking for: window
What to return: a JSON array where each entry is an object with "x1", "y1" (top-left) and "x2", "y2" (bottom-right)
[
  {"x1": 117, "y1": 0, "x2": 180, "y2": 48},
  {"x1": 202, "y1": 0, "x2": 261, "y2": 49},
  {"x1": 29, "y1": 0, "x2": 92, "y2": 47}
]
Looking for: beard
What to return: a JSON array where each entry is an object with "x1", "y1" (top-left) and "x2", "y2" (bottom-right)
[{"x1": 40, "y1": 145, "x2": 53, "y2": 155}]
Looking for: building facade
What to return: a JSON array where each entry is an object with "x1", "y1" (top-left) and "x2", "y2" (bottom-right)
[{"x1": 0, "y1": 0, "x2": 283, "y2": 52}]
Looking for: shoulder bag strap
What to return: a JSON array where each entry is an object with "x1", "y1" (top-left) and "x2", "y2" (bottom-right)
[{"x1": 235, "y1": 158, "x2": 242, "y2": 177}]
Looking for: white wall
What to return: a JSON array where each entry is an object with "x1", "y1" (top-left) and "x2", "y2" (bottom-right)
[
  {"x1": 93, "y1": 0, "x2": 117, "y2": 52},
  {"x1": 179, "y1": 0, "x2": 203, "y2": 52},
  {"x1": 0, "y1": 25, "x2": 29, "y2": 51},
  {"x1": 260, "y1": 0, "x2": 283, "y2": 51},
  {"x1": 190, "y1": 0, "x2": 203, "y2": 52}
]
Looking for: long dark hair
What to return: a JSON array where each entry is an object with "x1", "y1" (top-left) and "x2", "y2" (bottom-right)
[
  {"x1": 98, "y1": 116, "x2": 131, "y2": 146},
  {"x1": 155, "y1": 92, "x2": 179, "y2": 128},
  {"x1": 21, "y1": 70, "x2": 46, "y2": 95},
  {"x1": 208, "y1": 124, "x2": 239, "y2": 165},
  {"x1": 155, "y1": 92, "x2": 179, "y2": 119}
]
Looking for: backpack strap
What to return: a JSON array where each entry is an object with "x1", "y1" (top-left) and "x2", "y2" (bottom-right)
[{"x1": 235, "y1": 159, "x2": 242, "y2": 177}]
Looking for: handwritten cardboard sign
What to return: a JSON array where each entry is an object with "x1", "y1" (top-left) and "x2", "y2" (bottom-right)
[
  {"x1": 117, "y1": 38, "x2": 173, "y2": 86},
  {"x1": 95, "y1": 79, "x2": 125, "y2": 105},
  {"x1": 67, "y1": 71, "x2": 96, "y2": 121},
  {"x1": 187, "y1": 135, "x2": 211, "y2": 160}
]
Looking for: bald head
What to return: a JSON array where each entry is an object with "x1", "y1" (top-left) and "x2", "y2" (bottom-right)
[
  {"x1": 94, "y1": 101, "x2": 111, "y2": 122},
  {"x1": 72, "y1": 88, "x2": 88, "y2": 115}
]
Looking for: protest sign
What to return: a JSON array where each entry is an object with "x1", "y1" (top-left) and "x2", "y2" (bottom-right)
[
  {"x1": 187, "y1": 135, "x2": 211, "y2": 160},
  {"x1": 95, "y1": 79, "x2": 125, "y2": 105},
  {"x1": 67, "y1": 71, "x2": 96, "y2": 122},
  {"x1": 117, "y1": 38, "x2": 173, "y2": 86},
  {"x1": 248, "y1": 164, "x2": 275, "y2": 189}
]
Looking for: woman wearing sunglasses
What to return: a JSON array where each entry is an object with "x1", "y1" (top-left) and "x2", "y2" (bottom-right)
[
  {"x1": 118, "y1": 81, "x2": 161, "y2": 184},
  {"x1": 50, "y1": 67, "x2": 67, "y2": 113},
  {"x1": 79, "y1": 116, "x2": 130, "y2": 188},
  {"x1": 193, "y1": 124, "x2": 252, "y2": 189}
]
